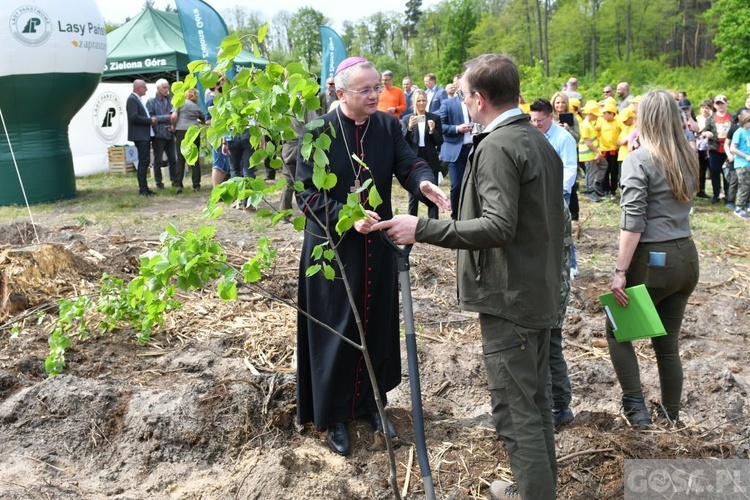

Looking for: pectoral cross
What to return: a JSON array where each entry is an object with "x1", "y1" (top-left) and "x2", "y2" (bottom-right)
[{"x1": 350, "y1": 179, "x2": 361, "y2": 193}]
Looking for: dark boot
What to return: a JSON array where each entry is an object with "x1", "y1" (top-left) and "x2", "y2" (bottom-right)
[
  {"x1": 622, "y1": 395, "x2": 652, "y2": 426},
  {"x1": 367, "y1": 411, "x2": 396, "y2": 438},
  {"x1": 655, "y1": 404, "x2": 679, "y2": 424}
]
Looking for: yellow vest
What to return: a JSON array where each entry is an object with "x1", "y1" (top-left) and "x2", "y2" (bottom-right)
[{"x1": 578, "y1": 118, "x2": 599, "y2": 162}]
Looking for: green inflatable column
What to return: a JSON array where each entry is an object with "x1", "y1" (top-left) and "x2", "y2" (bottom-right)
[{"x1": 0, "y1": 1, "x2": 106, "y2": 206}]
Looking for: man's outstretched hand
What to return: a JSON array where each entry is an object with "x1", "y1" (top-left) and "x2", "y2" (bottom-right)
[{"x1": 371, "y1": 215, "x2": 419, "y2": 245}]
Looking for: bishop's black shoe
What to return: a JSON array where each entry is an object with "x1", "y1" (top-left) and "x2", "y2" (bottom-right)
[
  {"x1": 368, "y1": 411, "x2": 396, "y2": 438},
  {"x1": 326, "y1": 423, "x2": 350, "y2": 456}
]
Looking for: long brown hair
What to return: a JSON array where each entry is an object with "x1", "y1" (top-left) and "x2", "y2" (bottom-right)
[{"x1": 637, "y1": 90, "x2": 699, "y2": 201}]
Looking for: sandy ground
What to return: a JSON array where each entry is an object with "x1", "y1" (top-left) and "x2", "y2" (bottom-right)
[{"x1": 0, "y1": 186, "x2": 748, "y2": 499}]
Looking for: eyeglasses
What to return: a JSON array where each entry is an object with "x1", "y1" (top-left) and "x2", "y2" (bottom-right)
[
  {"x1": 342, "y1": 85, "x2": 383, "y2": 96},
  {"x1": 456, "y1": 89, "x2": 477, "y2": 102},
  {"x1": 327, "y1": 82, "x2": 335, "y2": 86},
  {"x1": 603, "y1": 90, "x2": 613, "y2": 94},
  {"x1": 530, "y1": 116, "x2": 551, "y2": 124}
]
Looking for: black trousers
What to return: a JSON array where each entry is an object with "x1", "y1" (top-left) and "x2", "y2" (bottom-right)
[
  {"x1": 133, "y1": 139, "x2": 151, "y2": 192},
  {"x1": 407, "y1": 147, "x2": 439, "y2": 219},
  {"x1": 152, "y1": 137, "x2": 177, "y2": 186},
  {"x1": 174, "y1": 129, "x2": 201, "y2": 189}
]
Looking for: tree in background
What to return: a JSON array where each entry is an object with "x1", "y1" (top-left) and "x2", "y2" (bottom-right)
[
  {"x1": 224, "y1": 6, "x2": 268, "y2": 58},
  {"x1": 439, "y1": 0, "x2": 478, "y2": 84},
  {"x1": 288, "y1": 7, "x2": 328, "y2": 69},
  {"x1": 403, "y1": 0, "x2": 423, "y2": 76},
  {"x1": 706, "y1": 0, "x2": 750, "y2": 81}
]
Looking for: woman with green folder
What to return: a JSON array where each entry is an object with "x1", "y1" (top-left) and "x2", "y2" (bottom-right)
[{"x1": 608, "y1": 90, "x2": 700, "y2": 426}]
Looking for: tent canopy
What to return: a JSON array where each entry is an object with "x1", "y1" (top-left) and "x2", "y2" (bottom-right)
[{"x1": 104, "y1": 8, "x2": 267, "y2": 81}]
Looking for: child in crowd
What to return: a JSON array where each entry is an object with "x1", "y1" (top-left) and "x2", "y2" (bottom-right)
[{"x1": 729, "y1": 110, "x2": 750, "y2": 219}]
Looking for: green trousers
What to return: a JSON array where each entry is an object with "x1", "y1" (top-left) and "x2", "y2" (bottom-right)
[
  {"x1": 480, "y1": 313, "x2": 557, "y2": 499},
  {"x1": 606, "y1": 237, "x2": 699, "y2": 415}
]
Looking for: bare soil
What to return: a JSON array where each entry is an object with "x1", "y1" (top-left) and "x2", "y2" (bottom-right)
[{"x1": 0, "y1": 186, "x2": 748, "y2": 499}]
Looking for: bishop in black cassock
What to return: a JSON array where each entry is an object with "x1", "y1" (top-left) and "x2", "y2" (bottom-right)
[{"x1": 295, "y1": 58, "x2": 448, "y2": 454}]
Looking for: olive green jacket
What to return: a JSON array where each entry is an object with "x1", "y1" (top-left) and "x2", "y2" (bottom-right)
[{"x1": 416, "y1": 113, "x2": 565, "y2": 329}]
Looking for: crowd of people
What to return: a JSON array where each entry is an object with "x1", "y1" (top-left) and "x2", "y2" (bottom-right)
[{"x1": 125, "y1": 61, "x2": 746, "y2": 499}]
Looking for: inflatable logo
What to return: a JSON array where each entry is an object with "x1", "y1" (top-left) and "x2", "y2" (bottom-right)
[
  {"x1": 92, "y1": 91, "x2": 125, "y2": 144},
  {"x1": 9, "y1": 6, "x2": 52, "y2": 47}
]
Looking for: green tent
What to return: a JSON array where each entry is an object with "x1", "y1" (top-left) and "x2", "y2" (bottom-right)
[{"x1": 104, "y1": 8, "x2": 267, "y2": 81}]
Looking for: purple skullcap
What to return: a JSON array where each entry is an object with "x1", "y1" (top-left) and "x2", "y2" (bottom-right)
[{"x1": 335, "y1": 57, "x2": 368, "y2": 75}]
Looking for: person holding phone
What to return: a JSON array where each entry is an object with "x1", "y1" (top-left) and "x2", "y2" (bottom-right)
[
  {"x1": 551, "y1": 91, "x2": 580, "y2": 143},
  {"x1": 403, "y1": 90, "x2": 444, "y2": 218}
]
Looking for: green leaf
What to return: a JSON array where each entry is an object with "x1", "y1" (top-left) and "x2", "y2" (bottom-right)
[
  {"x1": 286, "y1": 62, "x2": 307, "y2": 75},
  {"x1": 249, "y1": 148, "x2": 267, "y2": 167},
  {"x1": 242, "y1": 260, "x2": 262, "y2": 283},
  {"x1": 300, "y1": 141, "x2": 313, "y2": 160},
  {"x1": 335, "y1": 216, "x2": 354, "y2": 235},
  {"x1": 199, "y1": 70, "x2": 220, "y2": 91},
  {"x1": 184, "y1": 73, "x2": 197, "y2": 90},
  {"x1": 313, "y1": 147, "x2": 329, "y2": 168},
  {"x1": 293, "y1": 216, "x2": 306, "y2": 231},
  {"x1": 218, "y1": 279, "x2": 238, "y2": 301},
  {"x1": 293, "y1": 181, "x2": 304, "y2": 192},
  {"x1": 315, "y1": 134, "x2": 331, "y2": 151},
  {"x1": 312, "y1": 166, "x2": 326, "y2": 190},
  {"x1": 305, "y1": 264, "x2": 322, "y2": 277},
  {"x1": 323, "y1": 249, "x2": 334, "y2": 261},
  {"x1": 322, "y1": 173, "x2": 337, "y2": 190},
  {"x1": 266, "y1": 62, "x2": 284, "y2": 80},
  {"x1": 187, "y1": 60, "x2": 209, "y2": 73},
  {"x1": 257, "y1": 23, "x2": 269, "y2": 43},
  {"x1": 323, "y1": 264, "x2": 335, "y2": 280},
  {"x1": 369, "y1": 184, "x2": 383, "y2": 210},
  {"x1": 312, "y1": 245, "x2": 323, "y2": 260}
]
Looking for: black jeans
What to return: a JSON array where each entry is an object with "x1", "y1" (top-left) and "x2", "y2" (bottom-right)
[
  {"x1": 708, "y1": 150, "x2": 728, "y2": 201},
  {"x1": 134, "y1": 139, "x2": 151, "y2": 192},
  {"x1": 152, "y1": 136, "x2": 177, "y2": 187},
  {"x1": 697, "y1": 150, "x2": 710, "y2": 194},
  {"x1": 228, "y1": 134, "x2": 254, "y2": 179},
  {"x1": 174, "y1": 129, "x2": 201, "y2": 189},
  {"x1": 407, "y1": 147, "x2": 439, "y2": 219}
]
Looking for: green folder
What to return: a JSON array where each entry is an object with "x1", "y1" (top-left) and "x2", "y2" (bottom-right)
[{"x1": 599, "y1": 284, "x2": 667, "y2": 342}]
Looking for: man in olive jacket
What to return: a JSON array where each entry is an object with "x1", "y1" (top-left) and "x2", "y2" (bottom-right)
[{"x1": 373, "y1": 54, "x2": 564, "y2": 499}]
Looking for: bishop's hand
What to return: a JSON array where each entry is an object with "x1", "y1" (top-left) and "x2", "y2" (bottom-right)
[
  {"x1": 353, "y1": 210, "x2": 381, "y2": 234},
  {"x1": 419, "y1": 181, "x2": 451, "y2": 212}
]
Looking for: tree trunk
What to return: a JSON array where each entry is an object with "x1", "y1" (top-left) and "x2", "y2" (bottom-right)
[
  {"x1": 681, "y1": 5, "x2": 687, "y2": 66},
  {"x1": 625, "y1": 0, "x2": 631, "y2": 62},
  {"x1": 535, "y1": 0, "x2": 544, "y2": 65},
  {"x1": 525, "y1": 0, "x2": 535, "y2": 67},
  {"x1": 543, "y1": 0, "x2": 550, "y2": 76},
  {"x1": 590, "y1": 0, "x2": 598, "y2": 81}
]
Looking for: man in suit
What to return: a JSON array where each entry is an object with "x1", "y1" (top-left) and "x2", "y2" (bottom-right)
[
  {"x1": 127, "y1": 79, "x2": 157, "y2": 196},
  {"x1": 424, "y1": 73, "x2": 448, "y2": 113},
  {"x1": 401, "y1": 76, "x2": 415, "y2": 118},
  {"x1": 438, "y1": 83, "x2": 473, "y2": 219}
]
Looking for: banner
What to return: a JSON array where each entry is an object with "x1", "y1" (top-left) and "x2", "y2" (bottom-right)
[
  {"x1": 175, "y1": 0, "x2": 229, "y2": 109},
  {"x1": 319, "y1": 26, "x2": 347, "y2": 88}
]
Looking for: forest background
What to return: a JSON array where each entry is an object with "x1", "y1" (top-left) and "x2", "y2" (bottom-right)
[{"x1": 119, "y1": 0, "x2": 749, "y2": 108}]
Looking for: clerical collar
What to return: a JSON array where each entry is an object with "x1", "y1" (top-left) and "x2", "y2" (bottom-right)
[{"x1": 338, "y1": 108, "x2": 370, "y2": 126}]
